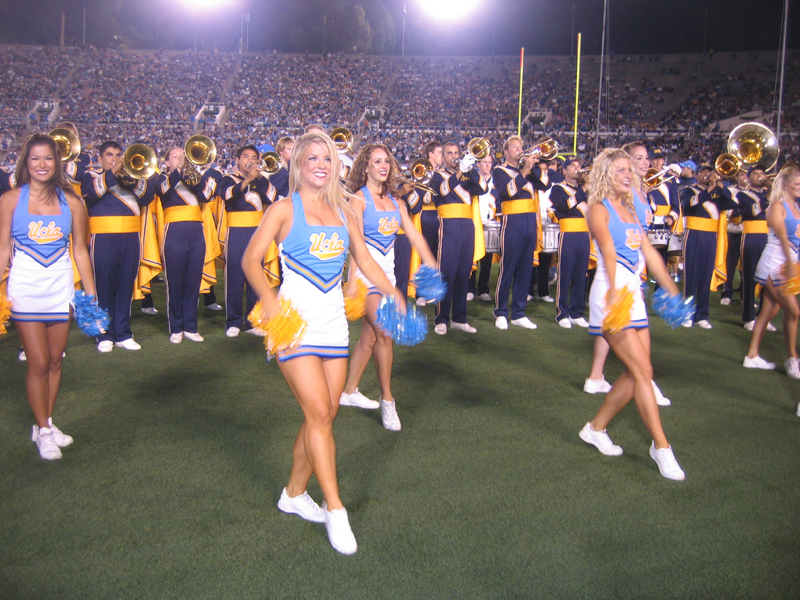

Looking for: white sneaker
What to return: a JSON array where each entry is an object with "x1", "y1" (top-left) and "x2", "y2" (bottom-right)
[
  {"x1": 720, "y1": 297, "x2": 731, "y2": 306},
  {"x1": 527, "y1": 294, "x2": 535, "y2": 301},
  {"x1": 495, "y1": 316, "x2": 508, "y2": 330},
  {"x1": 785, "y1": 357, "x2": 800, "y2": 379},
  {"x1": 205, "y1": 303, "x2": 223, "y2": 311},
  {"x1": 583, "y1": 377, "x2": 611, "y2": 394},
  {"x1": 339, "y1": 389, "x2": 379, "y2": 409},
  {"x1": 141, "y1": 307, "x2": 158, "y2": 315},
  {"x1": 115, "y1": 338, "x2": 141, "y2": 350},
  {"x1": 767, "y1": 322, "x2": 777, "y2": 332},
  {"x1": 170, "y1": 332, "x2": 183, "y2": 344},
  {"x1": 681, "y1": 319, "x2": 692, "y2": 328},
  {"x1": 323, "y1": 504, "x2": 357, "y2": 555},
  {"x1": 652, "y1": 380, "x2": 671, "y2": 407},
  {"x1": 18, "y1": 347, "x2": 26, "y2": 361},
  {"x1": 649, "y1": 442, "x2": 685, "y2": 481},
  {"x1": 32, "y1": 419, "x2": 74, "y2": 448},
  {"x1": 696, "y1": 320, "x2": 712, "y2": 329},
  {"x1": 415, "y1": 297, "x2": 427, "y2": 307},
  {"x1": 743, "y1": 320, "x2": 755, "y2": 331},
  {"x1": 277, "y1": 488, "x2": 325, "y2": 523},
  {"x1": 478, "y1": 293, "x2": 492, "y2": 302},
  {"x1": 36, "y1": 427, "x2": 62, "y2": 460},
  {"x1": 796, "y1": 402, "x2": 800, "y2": 417},
  {"x1": 540, "y1": 295, "x2": 555, "y2": 303},
  {"x1": 450, "y1": 322, "x2": 477, "y2": 333},
  {"x1": 743, "y1": 355, "x2": 776, "y2": 370},
  {"x1": 183, "y1": 331, "x2": 204, "y2": 342},
  {"x1": 558, "y1": 318, "x2": 572, "y2": 329},
  {"x1": 466, "y1": 292, "x2": 475, "y2": 301},
  {"x1": 380, "y1": 397, "x2": 402, "y2": 431},
  {"x1": 510, "y1": 317, "x2": 537, "y2": 330},
  {"x1": 579, "y1": 422, "x2": 623, "y2": 456},
  {"x1": 97, "y1": 340, "x2": 114, "y2": 353},
  {"x1": 245, "y1": 327, "x2": 267, "y2": 337},
  {"x1": 226, "y1": 327, "x2": 241, "y2": 337},
  {"x1": 434, "y1": 323, "x2": 447, "y2": 335},
  {"x1": 569, "y1": 317, "x2": 589, "y2": 328}
]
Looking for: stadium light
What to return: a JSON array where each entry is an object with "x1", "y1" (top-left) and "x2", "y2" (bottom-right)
[
  {"x1": 179, "y1": 0, "x2": 235, "y2": 10},
  {"x1": 418, "y1": 0, "x2": 483, "y2": 22}
]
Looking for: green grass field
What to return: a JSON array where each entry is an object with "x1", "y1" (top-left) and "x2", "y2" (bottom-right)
[{"x1": 1, "y1": 275, "x2": 799, "y2": 600}]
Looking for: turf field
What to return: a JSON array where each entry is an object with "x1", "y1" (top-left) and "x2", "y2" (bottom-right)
[{"x1": 1, "y1": 276, "x2": 798, "y2": 600}]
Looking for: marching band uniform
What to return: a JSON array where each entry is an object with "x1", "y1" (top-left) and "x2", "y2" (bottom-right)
[
  {"x1": 155, "y1": 168, "x2": 217, "y2": 338},
  {"x1": 64, "y1": 150, "x2": 91, "y2": 195},
  {"x1": 429, "y1": 165, "x2": 486, "y2": 328},
  {"x1": 269, "y1": 163, "x2": 290, "y2": 200},
  {"x1": 353, "y1": 186, "x2": 400, "y2": 293},
  {"x1": 468, "y1": 177, "x2": 498, "y2": 299},
  {"x1": 1, "y1": 170, "x2": 16, "y2": 195},
  {"x1": 647, "y1": 177, "x2": 681, "y2": 267},
  {"x1": 218, "y1": 170, "x2": 276, "y2": 334},
  {"x1": 550, "y1": 179, "x2": 590, "y2": 325},
  {"x1": 82, "y1": 167, "x2": 156, "y2": 347},
  {"x1": 736, "y1": 186, "x2": 769, "y2": 323},
  {"x1": 420, "y1": 188, "x2": 439, "y2": 259},
  {"x1": 394, "y1": 188, "x2": 422, "y2": 297}
]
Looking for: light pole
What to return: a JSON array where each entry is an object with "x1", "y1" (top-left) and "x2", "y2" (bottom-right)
[{"x1": 401, "y1": 4, "x2": 406, "y2": 57}]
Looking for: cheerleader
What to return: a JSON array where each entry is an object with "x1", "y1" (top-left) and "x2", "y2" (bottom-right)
[
  {"x1": 743, "y1": 166, "x2": 800, "y2": 380},
  {"x1": 578, "y1": 148, "x2": 685, "y2": 481},
  {"x1": 0, "y1": 133, "x2": 96, "y2": 460},
  {"x1": 339, "y1": 144, "x2": 437, "y2": 430},
  {"x1": 242, "y1": 133, "x2": 404, "y2": 555}
]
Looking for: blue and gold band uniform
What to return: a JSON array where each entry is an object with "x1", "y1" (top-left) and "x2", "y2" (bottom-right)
[
  {"x1": 647, "y1": 177, "x2": 681, "y2": 268},
  {"x1": 268, "y1": 162, "x2": 290, "y2": 200},
  {"x1": 429, "y1": 166, "x2": 486, "y2": 326},
  {"x1": 491, "y1": 163, "x2": 548, "y2": 321},
  {"x1": 155, "y1": 168, "x2": 216, "y2": 336},
  {"x1": 65, "y1": 150, "x2": 91, "y2": 196},
  {"x1": 394, "y1": 187, "x2": 422, "y2": 297},
  {"x1": 736, "y1": 186, "x2": 769, "y2": 323},
  {"x1": 468, "y1": 178, "x2": 499, "y2": 298},
  {"x1": 679, "y1": 178, "x2": 738, "y2": 323},
  {"x1": 81, "y1": 166, "x2": 156, "y2": 343},
  {"x1": 550, "y1": 180, "x2": 590, "y2": 324},
  {"x1": 218, "y1": 170, "x2": 276, "y2": 332},
  {"x1": 419, "y1": 187, "x2": 439, "y2": 260}
]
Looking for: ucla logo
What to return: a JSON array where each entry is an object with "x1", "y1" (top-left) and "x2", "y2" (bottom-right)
[
  {"x1": 644, "y1": 209, "x2": 653, "y2": 228},
  {"x1": 378, "y1": 216, "x2": 399, "y2": 236},
  {"x1": 625, "y1": 227, "x2": 643, "y2": 251},
  {"x1": 309, "y1": 232, "x2": 346, "y2": 260},
  {"x1": 28, "y1": 221, "x2": 63, "y2": 245}
]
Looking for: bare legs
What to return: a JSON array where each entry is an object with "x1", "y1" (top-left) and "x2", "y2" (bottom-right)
[
  {"x1": 747, "y1": 280, "x2": 799, "y2": 360},
  {"x1": 343, "y1": 294, "x2": 395, "y2": 401},
  {"x1": 587, "y1": 336, "x2": 611, "y2": 381},
  {"x1": 15, "y1": 320, "x2": 69, "y2": 428}
]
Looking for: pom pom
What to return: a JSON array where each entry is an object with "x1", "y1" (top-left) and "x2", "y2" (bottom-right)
[
  {"x1": 412, "y1": 265, "x2": 447, "y2": 304},
  {"x1": 0, "y1": 294, "x2": 12, "y2": 338},
  {"x1": 780, "y1": 264, "x2": 800, "y2": 296},
  {"x1": 603, "y1": 287, "x2": 634, "y2": 335},
  {"x1": 375, "y1": 296, "x2": 428, "y2": 346},
  {"x1": 343, "y1": 279, "x2": 368, "y2": 321},
  {"x1": 249, "y1": 298, "x2": 308, "y2": 360},
  {"x1": 72, "y1": 290, "x2": 110, "y2": 337},
  {"x1": 651, "y1": 287, "x2": 695, "y2": 328}
]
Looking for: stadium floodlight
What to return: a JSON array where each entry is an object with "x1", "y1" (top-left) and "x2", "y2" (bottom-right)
[
  {"x1": 179, "y1": 0, "x2": 235, "y2": 10},
  {"x1": 418, "y1": 0, "x2": 482, "y2": 21}
]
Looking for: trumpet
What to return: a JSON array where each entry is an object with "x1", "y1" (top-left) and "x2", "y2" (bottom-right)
[
  {"x1": 259, "y1": 151, "x2": 285, "y2": 175},
  {"x1": 118, "y1": 144, "x2": 158, "y2": 185},
  {"x1": 715, "y1": 152, "x2": 742, "y2": 179},
  {"x1": 48, "y1": 128, "x2": 81, "y2": 162},
  {"x1": 644, "y1": 166, "x2": 680, "y2": 187},
  {"x1": 331, "y1": 127, "x2": 354, "y2": 155},
  {"x1": 182, "y1": 135, "x2": 216, "y2": 186},
  {"x1": 399, "y1": 158, "x2": 436, "y2": 195},
  {"x1": 577, "y1": 166, "x2": 592, "y2": 185},
  {"x1": 522, "y1": 137, "x2": 559, "y2": 161},
  {"x1": 464, "y1": 137, "x2": 492, "y2": 161}
]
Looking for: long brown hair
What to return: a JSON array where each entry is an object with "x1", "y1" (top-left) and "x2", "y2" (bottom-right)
[
  {"x1": 346, "y1": 143, "x2": 399, "y2": 197},
  {"x1": 14, "y1": 133, "x2": 76, "y2": 204}
]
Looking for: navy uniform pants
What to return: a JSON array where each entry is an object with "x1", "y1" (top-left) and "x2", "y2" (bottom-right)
[
  {"x1": 394, "y1": 232, "x2": 412, "y2": 297},
  {"x1": 741, "y1": 232, "x2": 767, "y2": 323},
  {"x1": 91, "y1": 232, "x2": 140, "y2": 343},
  {"x1": 494, "y1": 213, "x2": 536, "y2": 320},
  {"x1": 722, "y1": 231, "x2": 742, "y2": 300},
  {"x1": 164, "y1": 221, "x2": 206, "y2": 334},
  {"x1": 683, "y1": 229, "x2": 716, "y2": 322},
  {"x1": 469, "y1": 253, "x2": 493, "y2": 296},
  {"x1": 421, "y1": 209, "x2": 439, "y2": 260},
  {"x1": 435, "y1": 218, "x2": 474, "y2": 326},
  {"x1": 225, "y1": 225, "x2": 258, "y2": 330},
  {"x1": 556, "y1": 231, "x2": 590, "y2": 322}
]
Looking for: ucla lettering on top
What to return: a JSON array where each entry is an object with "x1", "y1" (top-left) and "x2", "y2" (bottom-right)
[
  {"x1": 625, "y1": 227, "x2": 643, "y2": 251},
  {"x1": 28, "y1": 220, "x2": 64, "y2": 244},
  {"x1": 378, "y1": 216, "x2": 400, "y2": 236},
  {"x1": 309, "y1": 232, "x2": 346, "y2": 261}
]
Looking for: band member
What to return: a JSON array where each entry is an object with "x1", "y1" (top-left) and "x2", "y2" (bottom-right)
[
  {"x1": 468, "y1": 154, "x2": 498, "y2": 301},
  {"x1": 54, "y1": 122, "x2": 91, "y2": 194},
  {"x1": 721, "y1": 169, "x2": 748, "y2": 306},
  {"x1": 677, "y1": 160, "x2": 697, "y2": 189},
  {"x1": 340, "y1": 144, "x2": 437, "y2": 429},
  {"x1": 241, "y1": 133, "x2": 404, "y2": 555},
  {"x1": 0, "y1": 133, "x2": 96, "y2": 459},
  {"x1": 419, "y1": 141, "x2": 443, "y2": 260},
  {"x1": 155, "y1": 146, "x2": 217, "y2": 343},
  {"x1": 646, "y1": 149, "x2": 681, "y2": 272},
  {"x1": 393, "y1": 181, "x2": 423, "y2": 299},
  {"x1": 491, "y1": 136, "x2": 549, "y2": 330},
  {"x1": 743, "y1": 166, "x2": 800, "y2": 379},
  {"x1": 550, "y1": 156, "x2": 590, "y2": 328},
  {"x1": 268, "y1": 136, "x2": 294, "y2": 200},
  {"x1": 81, "y1": 141, "x2": 156, "y2": 352},
  {"x1": 430, "y1": 142, "x2": 487, "y2": 334},
  {"x1": 579, "y1": 148, "x2": 685, "y2": 481},
  {"x1": 532, "y1": 159, "x2": 556, "y2": 303},
  {"x1": 218, "y1": 145, "x2": 277, "y2": 337},
  {"x1": 737, "y1": 166, "x2": 771, "y2": 328},
  {"x1": 680, "y1": 163, "x2": 739, "y2": 328}
]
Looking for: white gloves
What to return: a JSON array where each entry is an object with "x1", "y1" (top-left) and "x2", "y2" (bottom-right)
[{"x1": 458, "y1": 154, "x2": 476, "y2": 172}]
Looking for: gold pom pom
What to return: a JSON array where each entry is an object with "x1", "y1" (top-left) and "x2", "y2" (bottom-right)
[
  {"x1": 344, "y1": 279, "x2": 368, "y2": 321},
  {"x1": 249, "y1": 298, "x2": 308, "y2": 359},
  {"x1": 603, "y1": 287, "x2": 634, "y2": 335},
  {"x1": 780, "y1": 264, "x2": 800, "y2": 296},
  {"x1": 0, "y1": 294, "x2": 11, "y2": 337}
]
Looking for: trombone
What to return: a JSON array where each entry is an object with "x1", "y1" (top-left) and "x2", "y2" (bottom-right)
[
  {"x1": 183, "y1": 135, "x2": 216, "y2": 186},
  {"x1": 399, "y1": 158, "x2": 436, "y2": 195},
  {"x1": 48, "y1": 128, "x2": 81, "y2": 162},
  {"x1": 118, "y1": 144, "x2": 158, "y2": 185},
  {"x1": 331, "y1": 127, "x2": 354, "y2": 156},
  {"x1": 644, "y1": 166, "x2": 680, "y2": 187},
  {"x1": 715, "y1": 153, "x2": 742, "y2": 179},
  {"x1": 522, "y1": 137, "x2": 559, "y2": 161}
]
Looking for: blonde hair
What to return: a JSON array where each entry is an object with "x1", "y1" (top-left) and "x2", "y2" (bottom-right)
[
  {"x1": 587, "y1": 148, "x2": 634, "y2": 209},
  {"x1": 503, "y1": 135, "x2": 523, "y2": 153},
  {"x1": 288, "y1": 132, "x2": 353, "y2": 220},
  {"x1": 768, "y1": 165, "x2": 800, "y2": 205},
  {"x1": 622, "y1": 141, "x2": 647, "y2": 190}
]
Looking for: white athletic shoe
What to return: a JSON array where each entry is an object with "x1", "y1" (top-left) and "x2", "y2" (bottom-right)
[
  {"x1": 478, "y1": 293, "x2": 492, "y2": 302},
  {"x1": 32, "y1": 419, "x2": 73, "y2": 448},
  {"x1": 583, "y1": 377, "x2": 611, "y2": 394},
  {"x1": 720, "y1": 297, "x2": 731, "y2": 306},
  {"x1": 170, "y1": 333, "x2": 183, "y2": 344},
  {"x1": 495, "y1": 316, "x2": 509, "y2": 330},
  {"x1": 681, "y1": 319, "x2": 692, "y2": 328},
  {"x1": 649, "y1": 442, "x2": 685, "y2": 481},
  {"x1": 743, "y1": 355, "x2": 776, "y2": 370},
  {"x1": 450, "y1": 322, "x2": 477, "y2": 333},
  {"x1": 36, "y1": 427, "x2": 62, "y2": 460},
  {"x1": 785, "y1": 358, "x2": 800, "y2": 380},
  {"x1": 380, "y1": 397, "x2": 402, "y2": 431},
  {"x1": 767, "y1": 322, "x2": 777, "y2": 332},
  {"x1": 569, "y1": 317, "x2": 589, "y2": 328},
  {"x1": 245, "y1": 327, "x2": 267, "y2": 337},
  {"x1": 579, "y1": 422, "x2": 623, "y2": 456},
  {"x1": 510, "y1": 317, "x2": 537, "y2": 330},
  {"x1": 97, "y1": 340, "x2": 114, "y2": 353},
  {"x1": 695, "y1": 320, "x2": 712, "y2": 329},
  {"x1": 434, "y1": 323, "x2": 447, "y2": 335},
  {"x1": 277, "y1": 488, "x2": 325, "y2": 523},
  {"x1": 796, "y1": 402, "x2": 800, "y2": 417},
  {"x1": 141, "y1": 307, "x2": 158, "y2": 315},
  {"x1": 323, "y1": 504, "x2": 358, "y2": 555},
  {"x1": 466, "y1": 292, "x2": 475, "y2": 301},
  {"x1": 226, "y1": 327, "x2": 241, "y2": 337},
  {"x1": 339, "y1": 389, "x2": 379, "y2": 409},
  {"x1": 652, "y1": 380, "x2": 671, "y2": 407},
  {"x1": 415, "y1": 297, "x2": 427, "y2": 307},
  {"x1": 558, "y1": 318, "x2": 572, "y2": 329},
  {"x1": 18, "y1": 347, "x2": 26, "y2": 361},
  {"x1": 183, "y1": 332, "x2": 204, "y2": 342},
  {"x1": 114, "y1": 338, "x2": 141, "y2": 350},
  {"x1": 526, "y1": 294, "x2": 535, "y2": 301},
  {"x1": 205, "y1": 303, "x2": 224, "y2": 311},
  {"x1": 540, "y1": 295, "x2": 555, "y2": 303},
  {"x1": 743, "y1": 320, "x2": 755, "y2": 331}
]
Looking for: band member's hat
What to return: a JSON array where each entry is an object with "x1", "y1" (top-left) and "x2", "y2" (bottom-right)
[{"x1": 679, "y1": 160, "x2": 698, "y2": 172}]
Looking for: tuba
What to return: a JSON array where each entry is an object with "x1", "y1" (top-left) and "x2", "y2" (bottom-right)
[
  {"x1": 523, "y1": 137, "x2": 559, "y2": 161},
  {"x1": 118, "y1": 144, "x2": 158, "y2": 185},
  {"x1": 727, "y1": 123, "x2": 779, "y2": 171},
  {"x1": 183, "y1": 135, "x2": 216, "y2": 186},
  {"x1": 330, "y1": 127, "x2": 354, "y2": 155},
  {"x1": 48, "y1": 128, "x2": 81, "y2": 163}
]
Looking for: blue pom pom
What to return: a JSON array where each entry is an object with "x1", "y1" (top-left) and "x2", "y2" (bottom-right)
[
  {"x1": 72, "y1": 290, "x2": 110, "y2": 337},
  {"x1": 375, "y1": 297, "x2": 428, "y2": 346},
  {"x1": 651, "y1": 288, "x2": 695, "y2": 328},
  {"x1": 412, "y1": 265, "x2": 447, "y2": 304}
]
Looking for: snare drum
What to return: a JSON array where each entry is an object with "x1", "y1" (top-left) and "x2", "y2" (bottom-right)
[
  {"x1": 483, "y1": 220, "x2": 501, "y2": 254},
  {"x1": 647, "y1": 225, "x2": 671, "y2": 248},
  {"x1": 543, "y1": 223, "x2": 560, "y2": 253},
  {"x1": 667, "y1": 232, "x2": 683, "y2": 256}
]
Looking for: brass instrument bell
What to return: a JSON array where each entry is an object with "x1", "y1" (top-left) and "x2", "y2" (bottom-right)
[
  {"x1": 727, "y1": 123, "x2": 779, "y2": 171},
  {"x1": 259, "y1": 151, "x2": 284, "y2": 175},
  {"x1": 330, "y1": 127, "x2": 354, "y2": 155},
  {"x1": 48, "y1": 128, "x2": 81, "y2": 162},
  {"x1": 715, "y1": 153, "x2": 742, "y2": 179},
  {"x1": 119, "y1": 144, "x2": 158, "y2": 185},
  {"x1": 183, "y1": 135, "x2": 216, "y2": 186},
  {"x1": 466, "y1": 137, "x2": 491, "y2": 161},
  {"x1": 523, "y1": 137, "x2": 559, "y2": 161}
]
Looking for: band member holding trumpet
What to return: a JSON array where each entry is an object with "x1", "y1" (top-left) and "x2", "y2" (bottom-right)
[
  {"x1": 645, "y1": 150, "x2": 681, "y2": 272},
  {"x1": 468, "y1": 154, "x2": 498, "y2": 302},
  {"x1": 155, "y1": 141, "x2": 218, "y2": 344},
  {"x1": 736, "y1": 166, "x2": 771, "y2": 329},
  {"x1": 81, "y1": 141, "x2": 156, "y2": 353},
  {"x1": 491, "y1": 136, "x2": 550, "y2": 330},
  {"x1": 267, "y1": 136, "x2": 294, "y2": 200},
  {"x1": 219, "y1": 145, "x2": 277, "y2": 337}
]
